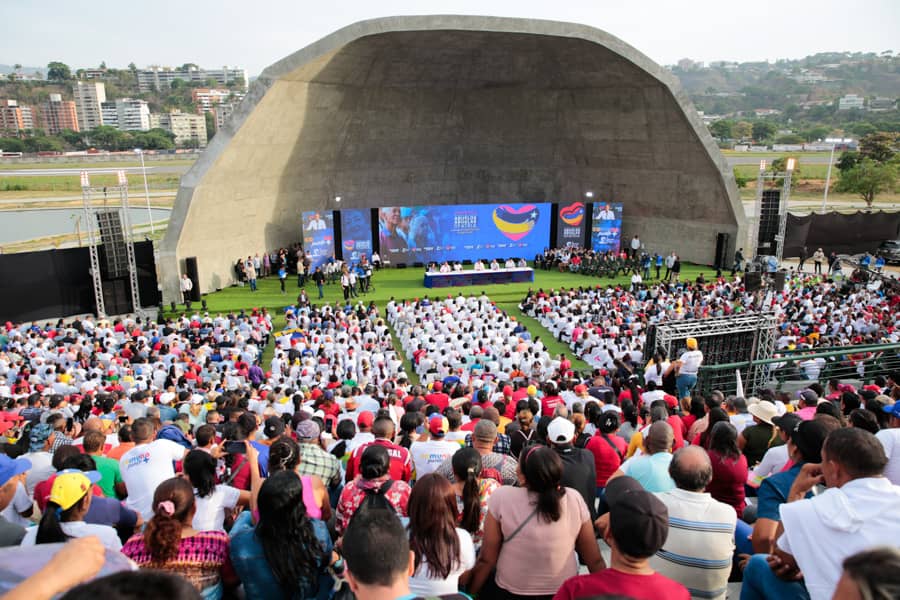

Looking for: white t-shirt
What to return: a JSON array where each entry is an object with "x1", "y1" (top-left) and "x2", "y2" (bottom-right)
[
  {"x1": 192, "y1": 485, "x2": 241, "y2": 532},
  {"x1": 119, "y1": 439, "x2": 186, "y2": 520},
  {"x1": 408, "y1": 528, "x2": 476, "y2": 596},
  {"x1": 409, "y1": 440, "x2": 460, "y2": 479},
  {"x1": 876, "y1": 428, "x2": 900, "y2": 486},
  {"x1": 679, "y1": 350, "x2": 703, "y2": 375},
  {"x1": 21, "y1": 520, "x2": 122, "y2": 551}
]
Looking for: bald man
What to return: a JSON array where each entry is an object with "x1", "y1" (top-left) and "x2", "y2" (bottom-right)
[
  {"x1": 649, "y1": 446, "x2": 736, "y2": 600},
  {"x1": 73, "y1": 416, "x2": 119, "y2": 451}
]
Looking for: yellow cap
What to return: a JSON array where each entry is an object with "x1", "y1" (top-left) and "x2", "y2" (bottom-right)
[
  {"x1": 49, "y1": 470, "x2": 99, "y2": 510},
  {"x1": 686, "y1": 338, "x2": 698, "y2": 350}
]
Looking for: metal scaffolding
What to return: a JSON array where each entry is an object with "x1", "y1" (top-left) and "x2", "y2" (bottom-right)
[
  {"x1": 751, "y1": 159, "x2": 796, "y2": 263},
  {"x1": 646, "y1": 312, "x2": 778, "y2": 396},
  {"x1": 80, "y1": 170, "x2": 145, "y2": 319}
]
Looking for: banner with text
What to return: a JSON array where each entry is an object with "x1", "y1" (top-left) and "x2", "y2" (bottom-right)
[
  {"x1": 301, "y1": 210, "x2": 334, "y2": 271},
  {"x1": 377, "y1": 203, "x2": 550, "y2": 264},
  {"x1": 555, "y1": 202, "x2": 587, "y2": 248},
  {"x1": 591, "y1": 202, "x2": 624, "y2": 253},
  {"x1": 339, "y1": 208, "x2": 373, "y2": 263}
]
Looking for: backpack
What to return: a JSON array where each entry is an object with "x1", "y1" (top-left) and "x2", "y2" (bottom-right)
[{"x1": 350, "y1": 479, "x2": 397, "y2": 524}]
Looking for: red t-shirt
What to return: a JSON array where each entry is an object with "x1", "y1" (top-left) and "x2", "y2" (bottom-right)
[
  {"x1": 584, "y1": 433, "x2": 626, "y2": 487},
  {"x1": 667, "y1": 415, "x2": 686, "y2": 451},
  {"x1": 706, "y1": 449, "x2": 748, "y2": 518},
  {"x1": 540, "y1": 395, "x2": 564, "y2": 417},
  {"x1": 424, "y1": 392, "x2": 450, "y2": 411},
  {"x1": 554, "y1": 569, "x2": 690, "y2": 600},
  {"x1": 344, "y1": 438, "x2": 412, "y2": 483}
]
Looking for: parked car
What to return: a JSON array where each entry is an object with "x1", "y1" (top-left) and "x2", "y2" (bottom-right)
[{"x1": 875, "y1": 240, "x2": 900, "y2": 265}]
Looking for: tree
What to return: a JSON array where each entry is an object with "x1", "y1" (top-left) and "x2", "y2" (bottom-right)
[
  {"x1": 859, "y1": 132, "x2": 897, "y2": 163},
  {"x1": 58, "y1": 129, "x2": 84, "y2": 149},
  {"x1": 835, "y1": 158, "x2": 897, "y2": 208},
  {"x1": 0, "y1": 137, "x2": 25, "y2": 153},
  {"x1": 99, "y1": 61, "x2": 107, "y2": 69},
  {"x1": 732, "y1": 121, "x2": 753, "y2": 140},
  {"x1": 775, "y1": 134, "x2": 804, "y2": 145},
  {"x1": 732, "y1": 168, "x2": 750, "y2": 188},
  {"x1": 769, "y1": 157, "x2": 802, "y2": 183},
  {"x1": 752, "y1": 121, "x2": 777, "y2": 141},
  {"x1": 46, "y1": 61, "x2": 72, "y2": 81},
  {"x1": 709, "y1": 120, "x2": 734, "y2": 139},
  {"x1": 128, "y1": 62, "x2": 137, "y2": 73},
  {"x1": 204, "y1": 111, "x2": 216, "y2": 140},
  {"x1": 23, "y1": 136, "x2": 64, "y2": 153},
  {"x1": 180, "y1": 63, "x2": 198, "y2": 71},
  {"x1": 836, "y1": 151, "x2": 861, "y2": 174}
]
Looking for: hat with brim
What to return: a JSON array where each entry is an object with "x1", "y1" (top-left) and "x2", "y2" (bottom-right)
[
  {"x1": 747, "y1": 400, "x2": 778, "y2": 426},
  {"x1": 49, "y1": 469, "x2": 101, "y2": 511},
  {"x1": 0, "y1": 455, "x2": 31, "y2": 488}
]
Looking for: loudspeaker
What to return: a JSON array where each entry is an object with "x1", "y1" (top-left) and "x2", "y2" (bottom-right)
[
  {"x1": 745, "y1": 272, "x2": 763, "y2": 292},
  {"x1": 413, "y1": 262, "x2": 424, "y2": 268},
  {"x1": 184, "y1": 257, "x2": 201, "y2": 301},
  {"x1": 102, "y1": 278, "x2": 131, "y2": 315},
  {"x1": 714, "y1": 233, "x2": 730, "y2": 269},
  {"x1": 96, "y1": 210, "x2": 128, "y2": 278},
  {"x1": 757, "y1": 189, "x2": 781, "y2": 254},
  {"x1": 772, "y1": 271, "x2": 786, "y2": 289}
]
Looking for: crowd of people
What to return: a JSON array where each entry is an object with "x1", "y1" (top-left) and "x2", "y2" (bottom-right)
[
  {"x1": 2, "y1": 271, "x2": 900, "y2": 599},
  {"x1": 521, "y1": 270, "x2": 900, "y2": 375}
]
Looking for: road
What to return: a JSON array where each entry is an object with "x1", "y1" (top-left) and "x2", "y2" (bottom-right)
[
  {"x1": 0, "y1": 191, "x2": 175, "y2": 204},
  {"x1": 0, "y1": 165, "x2": 190, "y2": 176},
  {"x1": 725, "y1": 154, "x2": 832, "y2": 165}
]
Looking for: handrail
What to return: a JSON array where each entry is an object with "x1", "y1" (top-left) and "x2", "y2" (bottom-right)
[{"x1": 699, "y1": 342, "x2": 900, "y2": 372}]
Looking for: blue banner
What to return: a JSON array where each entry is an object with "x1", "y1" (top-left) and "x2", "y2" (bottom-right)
[
  {"x1": 377, "y1": 203, "x2": 550, "y2": 264},
  {"x1": 591, "y1": 202, "x2": 624, "y2": 253},
  {"x1": 301, "y1": 210, "x2": 334, "y2": 270},
  {"x1": 340, "y1": 209, "x2": 373, "y2": 263},
  {"x1": 556, "y1": 202, "x2": 586, "y2": 248}
]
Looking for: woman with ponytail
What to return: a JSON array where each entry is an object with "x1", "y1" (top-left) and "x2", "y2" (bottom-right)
[
  {"x1": 468, "y1": 445, "x2": 605, "y2": 599},
  {"x1": 450, "y1": 447, "x2": 499, "y2": 552},
  {"x1": 122, "y1": 477, "x2": 230, "y2": 600},
  {"x1": 407, "y1": 473, "x2": 475, "y2": 596},
  {"x1": 266, "y1": 437, "x2": 331, "y2": 521},
  {"x1": 23, "y1": 469, "x2": 121, "y2": 550}
]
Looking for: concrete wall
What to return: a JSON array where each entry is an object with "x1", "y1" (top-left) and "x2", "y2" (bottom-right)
[{"x1": 160, "y1": 16, "x2": 745, "y2": 301}]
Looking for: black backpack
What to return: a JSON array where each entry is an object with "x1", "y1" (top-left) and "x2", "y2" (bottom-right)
[{"x1": 351, "y1": 479, "x2": 397, "y2": 523}]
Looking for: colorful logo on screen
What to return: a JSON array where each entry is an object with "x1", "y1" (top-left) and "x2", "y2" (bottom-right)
[
  {"x1": 492, "y1": 205, "x2": 539, "y2": 241},
  {"x1": 343, "y1": 240, "x2": 355, "y2": 252},
  {"x1": 559, "y1": 203, "x2": 585, "y2": 226}
]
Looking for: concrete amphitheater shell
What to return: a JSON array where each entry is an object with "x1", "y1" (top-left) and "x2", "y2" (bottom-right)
[{"x1": 159, "y1": 15, "x2": 746, "y2": 302}]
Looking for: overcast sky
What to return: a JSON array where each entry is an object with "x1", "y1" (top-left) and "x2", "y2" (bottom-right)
[{"x1": 3, "y1": 0, "x2": 898, "y2": 75}]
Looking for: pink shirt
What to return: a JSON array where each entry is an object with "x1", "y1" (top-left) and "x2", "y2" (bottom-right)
[{"x1": 489, "y1": 486, "x2": 590, "y2": 595}]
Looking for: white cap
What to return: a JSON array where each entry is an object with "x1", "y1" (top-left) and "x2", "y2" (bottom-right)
[
  {"x1": 547, "y1": 417, "x2": 576, "y2": 444},
  {"x1": 191, "y1": 394, "x2": 205, "y2": 405},
  {"x1": 158, "y1": 392, "x2": 175, "y2": 405}
]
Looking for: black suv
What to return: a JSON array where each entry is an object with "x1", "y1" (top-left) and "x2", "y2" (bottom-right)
[{"x1": 875, "y1": 239, "x2": 900, "y2": 265}]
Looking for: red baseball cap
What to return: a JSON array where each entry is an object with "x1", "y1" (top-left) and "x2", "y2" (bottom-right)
[
  {"x1": 357, "y1": 411, "x2": 374, "y2": 428},
  {"x1": 429, "y1": 415, "x2": 447, "y2": 436}
]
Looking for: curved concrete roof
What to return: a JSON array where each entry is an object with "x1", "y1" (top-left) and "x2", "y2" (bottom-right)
[{"x1": 160, "y1": 15, "x2": 746, "y2": 299}]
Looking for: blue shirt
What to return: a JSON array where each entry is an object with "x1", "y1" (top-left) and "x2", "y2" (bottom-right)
[
  {"x1": 622, "y1": 452, "x2": 675, "y2": 493},
  {"x1": 251, "y1": 441, "x2": 270, "y2": 478},
  {"x1": 756, "y1": 462, "x2": 808, "y2": 521},
  {"x1": 229, "y1": 512, "x2": 333, "y2": 600}
]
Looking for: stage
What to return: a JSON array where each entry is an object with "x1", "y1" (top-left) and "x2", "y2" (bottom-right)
[{"x1": 423, "y1": 267, "x2": 535, "y2": 288}]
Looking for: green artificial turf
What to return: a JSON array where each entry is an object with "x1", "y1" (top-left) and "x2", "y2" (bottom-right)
[{"x1": 170, "y1": 262, "x2": 713, "y2": 373}]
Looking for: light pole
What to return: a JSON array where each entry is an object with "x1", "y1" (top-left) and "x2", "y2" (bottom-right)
[
  {"x1": 821, "y1": 142, "x2": 836, "y2": 214},
  {"x1": 135, "y1": 148, "x2": 154, "y2": 233}
]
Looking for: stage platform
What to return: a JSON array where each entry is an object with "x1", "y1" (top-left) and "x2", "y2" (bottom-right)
[{"x1": 423, "y1": 267, "x2": 534, "y2": 288}]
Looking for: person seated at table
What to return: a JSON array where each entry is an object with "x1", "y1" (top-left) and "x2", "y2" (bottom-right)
[
  {"x1": 453, "y1": 262, "x2": 463, "y2": 272},
  {"x1": 439, "y1": 262, "x2": 452, "y2": 273},
  {"x1": 517, "y1": 257, "x2": 527, "y2": 268},
  {"x1": 504, "y1": 258, "x2": 516, "y2": 269},
  {"x1": 490, "y1": 259, "x2": 500, "y2": 270},
  {"x1": 474, "y1": 260, "x2": 486, "y2": 271}
]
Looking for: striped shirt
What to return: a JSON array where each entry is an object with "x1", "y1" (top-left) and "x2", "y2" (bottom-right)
[{"x1": 649, "y1": 488, "x2": 736, "y2": 600}]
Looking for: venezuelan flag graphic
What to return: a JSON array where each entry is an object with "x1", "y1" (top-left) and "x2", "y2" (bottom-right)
[
  {"x1": 559, "y1": 202, "x2": 585, "y2": 226},
  {"x1": 492, "y1": 205, "x2": 540, "y2": 241}
]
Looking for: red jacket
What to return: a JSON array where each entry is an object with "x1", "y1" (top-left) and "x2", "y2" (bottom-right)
[{"x1": 345, "y1": 438, "x2": 412, "y2": 483}]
